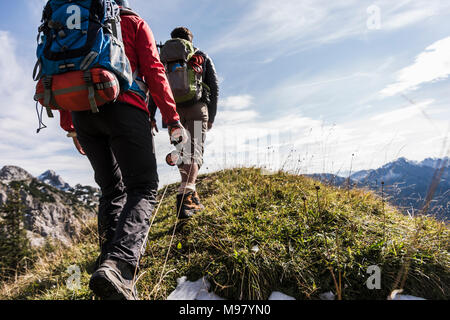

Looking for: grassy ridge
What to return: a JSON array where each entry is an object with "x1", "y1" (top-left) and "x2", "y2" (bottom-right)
[{"x1": 1, "y1": 168, "x2": 449, "y2": 300}]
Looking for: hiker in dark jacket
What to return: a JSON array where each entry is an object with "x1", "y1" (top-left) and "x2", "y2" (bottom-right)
[
  {"x1": 59, "y1": 0, "x2": 186, "y2": 300},
  {"x1": 150, "y1": 27, "x2": 219, "y2": 219}
]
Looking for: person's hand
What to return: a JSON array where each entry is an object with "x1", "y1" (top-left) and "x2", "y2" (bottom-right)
[
  {"x1": 168, "y1": 122, "x2": 188, "y2": 145},
  {"x1": 150, "y1": 119, "x2": 159, "y2": 136},
  {"x1": 207, "y1": 122, "x2": 213, "y2": 131},
  {"x1": 72, "y1": 137, "x2": 86, "y2": 156}
]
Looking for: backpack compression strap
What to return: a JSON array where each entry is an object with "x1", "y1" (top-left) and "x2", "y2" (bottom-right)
[
  {"x1": 83, "y1": 71, "x2": 100, "y2": 113},
  {"x1": 42, "y1": 76, "x2": 56, "y2": 118}
]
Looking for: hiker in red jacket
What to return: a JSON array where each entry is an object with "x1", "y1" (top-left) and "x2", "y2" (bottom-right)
[{"x1": 59, "y1": 0, "x2": 186, "y2": 300}]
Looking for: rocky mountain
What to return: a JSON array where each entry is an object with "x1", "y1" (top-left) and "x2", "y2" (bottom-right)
[
  {"x1": 0, "y1": 165, "x2": 99, "y2": 247},
  {"x1": 0, "y1": 165, "x2": 34, "y2": 183},
  {"x1": 311, "y1": 157, "x2": 450, "y2": 220},
  {"x1": 420, "y1": 157, "x2": 450, "y2": 170},
  {"x1": 38, "y1": 170, "x2": 71, "y2": 191}
]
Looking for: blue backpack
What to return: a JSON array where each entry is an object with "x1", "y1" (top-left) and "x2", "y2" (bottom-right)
[{"x1": 33, "y1": 0, "x2": 135, "y2": 118}]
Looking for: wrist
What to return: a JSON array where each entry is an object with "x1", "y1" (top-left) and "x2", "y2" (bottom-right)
[{"x1": 167, "y1": 120, "x2": 181, "y2": 128}]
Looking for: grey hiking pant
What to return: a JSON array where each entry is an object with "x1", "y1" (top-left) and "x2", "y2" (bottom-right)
[
  {"x1": 176, "y1": 101, "x2": 209, "y2": 168},
  {"x1": 71, "y1": 102, "x2": 158, "y2": 270}
]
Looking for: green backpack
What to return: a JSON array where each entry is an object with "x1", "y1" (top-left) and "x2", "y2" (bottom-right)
[{"x1": 159, "y1": 38, "x2": 208, "y2": 104}]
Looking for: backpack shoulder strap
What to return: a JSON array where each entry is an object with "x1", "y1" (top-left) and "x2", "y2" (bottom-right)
[{"x1": 41, "y1": 2, "x2": 52, "y2": 23}]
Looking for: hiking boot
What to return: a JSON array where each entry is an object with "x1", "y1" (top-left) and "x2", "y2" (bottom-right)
[
  {"x1": 192, "y1": 191, "x2": 205, "y2": 210},
  {"x1": 176, "y1": 191, "x2": 204, "y2": 219},
  {"x1": 87, "y1": 253, "x2": 105, "y2": 274},
  {"x1": 93, "y1": 250, "x2": 108, "y2": 270},
  {"x1": 89, "y1": 258, "x2": 138, "y2": 300}
]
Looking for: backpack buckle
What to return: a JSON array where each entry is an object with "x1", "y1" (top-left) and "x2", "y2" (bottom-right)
[
  {"x1": 48, "y1": 20, "x2": 63, "y2": 30},
  {"x1": 58, "y1": 30, "x2": 67, "y2": 39}
]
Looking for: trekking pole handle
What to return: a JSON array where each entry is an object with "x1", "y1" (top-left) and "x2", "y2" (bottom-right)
[{"x1": 169, "y1": 127, "x2": 184, "y2": 146}]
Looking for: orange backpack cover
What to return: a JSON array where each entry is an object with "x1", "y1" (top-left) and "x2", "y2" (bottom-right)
[{"x1": 35, "y1": 68, "x2": 120, "y2": 112}]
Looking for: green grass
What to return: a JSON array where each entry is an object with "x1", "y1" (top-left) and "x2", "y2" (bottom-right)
[{"x1": 1, "y1": 168, "x2": 449, "y2": 300}]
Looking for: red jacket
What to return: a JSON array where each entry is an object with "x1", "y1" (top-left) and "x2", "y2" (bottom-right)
[{"x1": 60, "y1": 12, "x2": 179, "y2": 132}]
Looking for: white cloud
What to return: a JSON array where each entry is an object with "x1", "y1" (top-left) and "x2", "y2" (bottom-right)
[
  {"x1": 370, "y1": 99, "x2": 434, "y2": 125},
  {"x1": 0, "y1": 32, "x2": 30, "y2": 99},
  {"x1": 218, "y1": 110, "x2": 259, "y2": 125},
  {"x1": 209, "y1": 0, "x2": 450, "y2": 54},
  {"x1": 199, "y1": 94, "x2": 448, "y2": 176},
  {"x1": 214, "y1": 95, "x2": 258, "y2": 124},
  {"x1": 381, "y1": 36, "x2": 450, "y2": 96},
  {"x1": 0, "y1": 30, "x2": 94, "y2": 186},
  {"x1": 209, "y1": 0, "x2": 352, "y2": 53},
  {"x1": 219, "y1": 95, "x2": 254, "y2": 110},
  {"x1": 383, "y1": 7, "x2": 435, "y2": 30},
  {"x1": 27, "y1": 0, "x2": 48, "y2": 21}
]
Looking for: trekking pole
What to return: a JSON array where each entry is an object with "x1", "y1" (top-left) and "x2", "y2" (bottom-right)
[
  {"x1": 132, "y1": 183, "x2": 171, "y2": 286},
  {"x1": 156, "y1": 41, "x2": 164, "y2": 53},
  {"x1": 131, "y1": 134, "x2": 186, "y2": 286},
  {"x1": 150, "y1": 164, "x2": 194, "y2": 298}
]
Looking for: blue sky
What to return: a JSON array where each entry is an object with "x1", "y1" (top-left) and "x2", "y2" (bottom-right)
[{"x1": 0, "y1": 0, "x2": 449, "y2": 187}]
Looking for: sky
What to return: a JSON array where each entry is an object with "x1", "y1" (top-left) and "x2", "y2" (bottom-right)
[{"x1": 0, "y1": 0, "x2": 449, "y2": 187}]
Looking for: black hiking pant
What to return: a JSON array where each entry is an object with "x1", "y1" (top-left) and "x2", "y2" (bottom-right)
[{"x1": 71, "y1": 102, "x2": 158, "y2": 270}]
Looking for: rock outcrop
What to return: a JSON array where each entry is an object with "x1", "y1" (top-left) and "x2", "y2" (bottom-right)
[{"x1": 0, "y1": 165, "x2": 99, "y2": 247}]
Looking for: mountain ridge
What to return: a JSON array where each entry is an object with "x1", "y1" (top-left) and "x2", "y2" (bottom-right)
[
  {"x1": 1, "y1": 155, "x2": 448, "y2": 249},
  {"x1": 0, "y1": 165, "x2": 99, "y2": 246},
  {"x1": 38, "y1": 170, "x2": 71, "y2": 192},
  {"x1": 311, "y1": 157, "x2": 449, "y2": 220}
]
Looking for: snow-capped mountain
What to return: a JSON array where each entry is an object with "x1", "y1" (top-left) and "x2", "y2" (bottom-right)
[
  {"x1": 350, "y1": 157, "x2": 449, "y2": 185},
  {"x1": 38, "y1": 170, "x2": 71, "y2": 191},
  {"x1": 313, "y1": 158, "x2": 450, "y2": 220},
  {"x1": 0, "y1": 165, "x2": 99, "y2": 246},
  {"x1": 419, "y1": 157, "x2": 450, "y2": 169}
]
